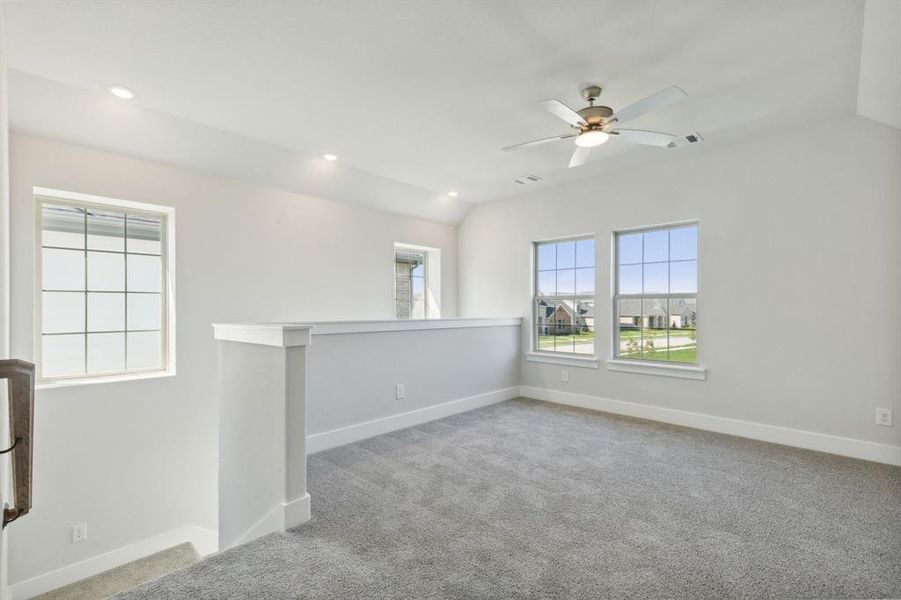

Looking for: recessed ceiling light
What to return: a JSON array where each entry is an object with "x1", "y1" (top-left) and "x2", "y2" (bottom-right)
[
  {"x1": 109, "y1": 86, "x2": 134, "y2": 99},
  {"x1": 322, "y1": 154, "x2": 338, "y2": 161},
  {"x1": 447, "y1": 191, "x2": 459, "y2": 197}
]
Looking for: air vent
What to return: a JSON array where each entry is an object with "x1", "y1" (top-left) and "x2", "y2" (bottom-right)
[
  {"x1": 666, "y1": 132, "x2": 704, "y2": 149},
  {"x1": 513, "y1": 174, "x2": 543, "y2": 186}
]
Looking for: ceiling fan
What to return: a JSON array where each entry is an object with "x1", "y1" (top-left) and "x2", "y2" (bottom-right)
[{"x1": 502, "y1": 85, "x2": 701, "y2": 168}]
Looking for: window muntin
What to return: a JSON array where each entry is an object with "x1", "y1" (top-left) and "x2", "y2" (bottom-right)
[
  {"x1": 38, "y1": 197, "x2": 170, "y2": 381},
  {"x1": 614, "y1": 223, "x2": 697, "y2": 364},
  {"x1": 534, "y1": 237, "x2": 595, "y2": 355}
]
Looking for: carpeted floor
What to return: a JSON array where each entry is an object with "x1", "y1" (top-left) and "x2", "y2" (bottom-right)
[{"x1": 116, "y1": 398, "x2": 901, "y2": 599}]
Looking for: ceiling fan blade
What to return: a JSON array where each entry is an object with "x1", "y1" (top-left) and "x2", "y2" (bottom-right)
[
  {"x1": 502, "y1": 134, "x2": 577, "y2": 152},
  {"x1": 613, "y1": 129, "x2": 678, "y2": 148},
  {"x1": 539, "y1": 99, "x2": 587, "y2": 128},
  {"x1": 611, "y1": 86, "x2": 687, "y2": 125},
  {"x1": 568, "y1": 146, "x2": 591, "y2": 168}
]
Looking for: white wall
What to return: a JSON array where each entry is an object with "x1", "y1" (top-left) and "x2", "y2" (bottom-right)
[
  {"x1": 306, "y1": 322, "x2": 521, "y2": 445},
  {"x1": 458, "y1": 116, "x2": 901, "y2": 451},
  {"x1": 6, "y1": 133, "x2": 458, "y2": 585}
]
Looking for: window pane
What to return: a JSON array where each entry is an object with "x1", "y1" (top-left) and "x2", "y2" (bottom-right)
[
  {"x1": 536, "y1": 300, "x2": 555, "y2": 350},
  {"x1": 618, "y1": 264, "x2": 642, "y2": 294},
  {"x1": 87, "y1": 332, "x2": 125, "y2": 373},
  {"x1": 87, "y1": 210, "x2": 125, "y2": 251},
  {"x1": 553, "y1": 325, "x2": 574, "y2": 353},
  {"x1": 643, "y1": 230, "x2": 668, "y2": 263},
  {"x1": 127, "y1": 331, "x2": 162, "y2": 370},
  {"x1": 412, "y1": 277, "x2": 425, "y2": 298},
  {"x1": 537, "y1": 271, "x2": 555, "y2": 296},
  {"x1": 641, "y1": 298, "x2": 668, "y2": 360},
  {"x1": 643, "y1": 262, "x2": 668, "y2": 294},
  {"x1": 556, "y1": 269, "x2": 575, "y2": 295},
  {"x1": 42, "y1": 333, "x2": 85, "y2": 377},
  {"x1": 617, "y1": 233, "x2": 642, "y2": 265},
  {"x1": 670, "y1": 225, "x2": 697, "y2": 261},
  {"x1": 670, "y1": 260, "x2": 697, "y2": 294},
  {"x1": 556, "y1": 242, "x2": 575, "y2": 269},
  {"x1": 42, "y1": 292, "x2": 85, "y2": 334},
  {"x1": 575, "y1": 239, "x2": 594, "y2": 268},
  {"x1": 127, "y1": 254, "x2": 162, "y2": 292},
  {"x1": 127, "y1": 216, "x2": 162, "y2": 254},
  {"x1": 43, "y1": 248, "x2": 85, "y2": 291},
  {"x1": 668, "y1": 298, "x2": 697, "y2": 363},
  {"x1": 573, "y1": 299, "x2": 594, "y2": 355},
  {"x1": 42, "y1": 204, "x2": 84, "y2": 249},
  {"x1": 88, "y1": 293, "x2": 125, "y2": 332},
  {"x1": 617, "y1": 298, "x2": 642, "y2": 358},
  {"x1": 537, "y1": 244, "x2": 556, "y2": 271},
  {"x1": 87, "y1": 251, "x2": 125, "y2": 291},
  {"x1": 127, "y1": 294, "x2": 161, "y2": 331},
  {"x1": 411, "y1": 297, "x2": 425, "y2": 319},
  {"x1": 575, "y1": 268, "x2": 594, "y2": 295}
]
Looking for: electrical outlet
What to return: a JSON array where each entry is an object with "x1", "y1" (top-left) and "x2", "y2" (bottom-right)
[
  {"x1": 561, "y1": 370, "x2": 569, "y2": 383},
  {"x1": 876, "y1": 408, "x2": 892, "y2": 427},
  {"x1": 72, "y1": 523, "x2": 87, "y2": 543},
  {"x1": 395, "y1": 384, "x2": 405, "y2": 400}
]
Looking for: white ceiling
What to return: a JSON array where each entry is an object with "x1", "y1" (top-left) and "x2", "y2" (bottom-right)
[{"x1": 4, "y1": 1, "x2": 867, "y2": 221}]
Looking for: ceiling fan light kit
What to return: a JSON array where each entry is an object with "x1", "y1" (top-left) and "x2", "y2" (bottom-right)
[{"x1": 503, "y1": 84, "x2": 699, "y2": 168}]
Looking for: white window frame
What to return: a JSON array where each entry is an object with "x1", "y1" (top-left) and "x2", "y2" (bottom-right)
[
  {"x1": 393, "y1": 242, "x2": 441, "y2": 320},
  {"x1": 34, "y1": 187, "x2": 176, "y2": 387},
  {"x1": 528, "y1": 234, "x2": 597, "y2": 365},
  {"x1": 608, "y1": 220, "x2": 705, "y2": 380}
]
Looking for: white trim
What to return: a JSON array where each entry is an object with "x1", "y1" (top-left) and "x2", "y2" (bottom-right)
[
  {"x1": 229, "y1": 494, "x2": 312, "y2": 550},
  {"x1": 214, "y1": 318, "x2": 521, "y2": 340},
  {"x1": 284, "y1": 493, "x2": 311, "y2": 529},
  {"x1": 307, "y1": 386, "x2": 520, "y2": 453},
  {"x1": 521, "y1": 386, "x2": 901, "y2": 466},
  {"x1": 525, "y1": 352, "x2": 599, "y2": 369},
  {"x1": 36, "y1": 369, "x2": 175, "y2": 390},
  {"x1": 212, "y1": 323, "x2": 312, "y2": 347},
  {"x1": 9, "y1": 525, "x2": 218, "y2": 600},
  {"x1": 308, "y1": 317, "x2": 521, "y2": 336},
  {"x1": 606, "y1": 359, "x2": 706, "y2": 380}
]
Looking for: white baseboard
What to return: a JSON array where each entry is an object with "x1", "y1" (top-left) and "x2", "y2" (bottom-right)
[
  {"x1": 228, "y1": 493, "x2": 312, "y2": 551},
  {"x1": 521, "y1": 386, "x2": 901, "y2": 467},
  {"x1": 307, "y1": 386, "x2": 520, "y2": 454},
  {"x1": 10, "y1": 524, "x2": 218, "y2": 600},
  {"x1": 284, "y1": 494, "x2": 311, "y2": 529}
]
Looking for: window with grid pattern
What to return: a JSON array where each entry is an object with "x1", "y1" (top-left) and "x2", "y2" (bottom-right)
[
  {"x1": 37, "y1": 195, "x2": 171, "y2": 381},
  {"x1": 534, "y1": 237, "x2": 595, "y2": 355},
  {"x1": 614, "y1": 223, "x2": 697, "y2": 364}
]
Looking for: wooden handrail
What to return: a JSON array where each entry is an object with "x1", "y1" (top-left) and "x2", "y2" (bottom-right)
[{"x1": 1, "y1": 360, "x2": 35, "y2": 528}]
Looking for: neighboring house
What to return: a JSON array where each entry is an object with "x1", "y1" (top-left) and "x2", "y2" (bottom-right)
[
  {"x1": 536, "y1": 299, "x2": 593, "y2": 335},
  {"x1": 617, "y1": 298, "x2": 696, "y2": 330}
]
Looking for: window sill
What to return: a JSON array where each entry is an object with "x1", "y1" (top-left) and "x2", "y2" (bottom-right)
[
  {"x1": 525, "y1": 352, "x2": 600, "y2": 369},
  {"x1": 36, "y1": 369, "x2": 175, "y2": 390},
  {"x1": 606, "y1": 359, "x2": 706, "y2": 380}
]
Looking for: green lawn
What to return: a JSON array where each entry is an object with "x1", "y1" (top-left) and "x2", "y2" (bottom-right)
[
  {"x1": 620, "y1": 346, "x2": 697, "y2": 363},
  {"x1": 537, "y1": 328, "x2": 697, "y2": 363},
  {"x1": 538, "y1": 330, "x2": 594, "y2": 349}
]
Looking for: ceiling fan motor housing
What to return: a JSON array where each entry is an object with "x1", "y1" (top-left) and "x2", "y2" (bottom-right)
[{"x1": 577, "y1": 105, "x2": 613, "y2": 126}]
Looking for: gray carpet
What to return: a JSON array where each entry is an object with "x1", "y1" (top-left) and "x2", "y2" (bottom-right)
[{"x1": 116, "y1": 399, "x2": 901, "y2": 599}]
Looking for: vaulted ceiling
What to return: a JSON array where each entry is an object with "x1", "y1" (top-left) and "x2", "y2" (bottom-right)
[{"x1": 4, "y1": 1, "x2": 868, "y2": 223}]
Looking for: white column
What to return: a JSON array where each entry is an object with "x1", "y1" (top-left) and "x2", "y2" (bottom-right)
[{"x1": 212, "y1": 323, "x2": 312, "y2": 550}]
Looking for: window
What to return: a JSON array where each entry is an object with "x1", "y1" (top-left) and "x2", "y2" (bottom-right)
[
  {"x1": 394, "y1": 243, "x2": 440, "y2": 319},
  {"x1": 36, "y1": 189, "x2": 175, "y2": 383},
  {"x1": 534, "y1": 237, "x2": 595, "y2": 354},
  {"x1": 614, "y1": 223, "x2": 697, "y2": 364}
]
